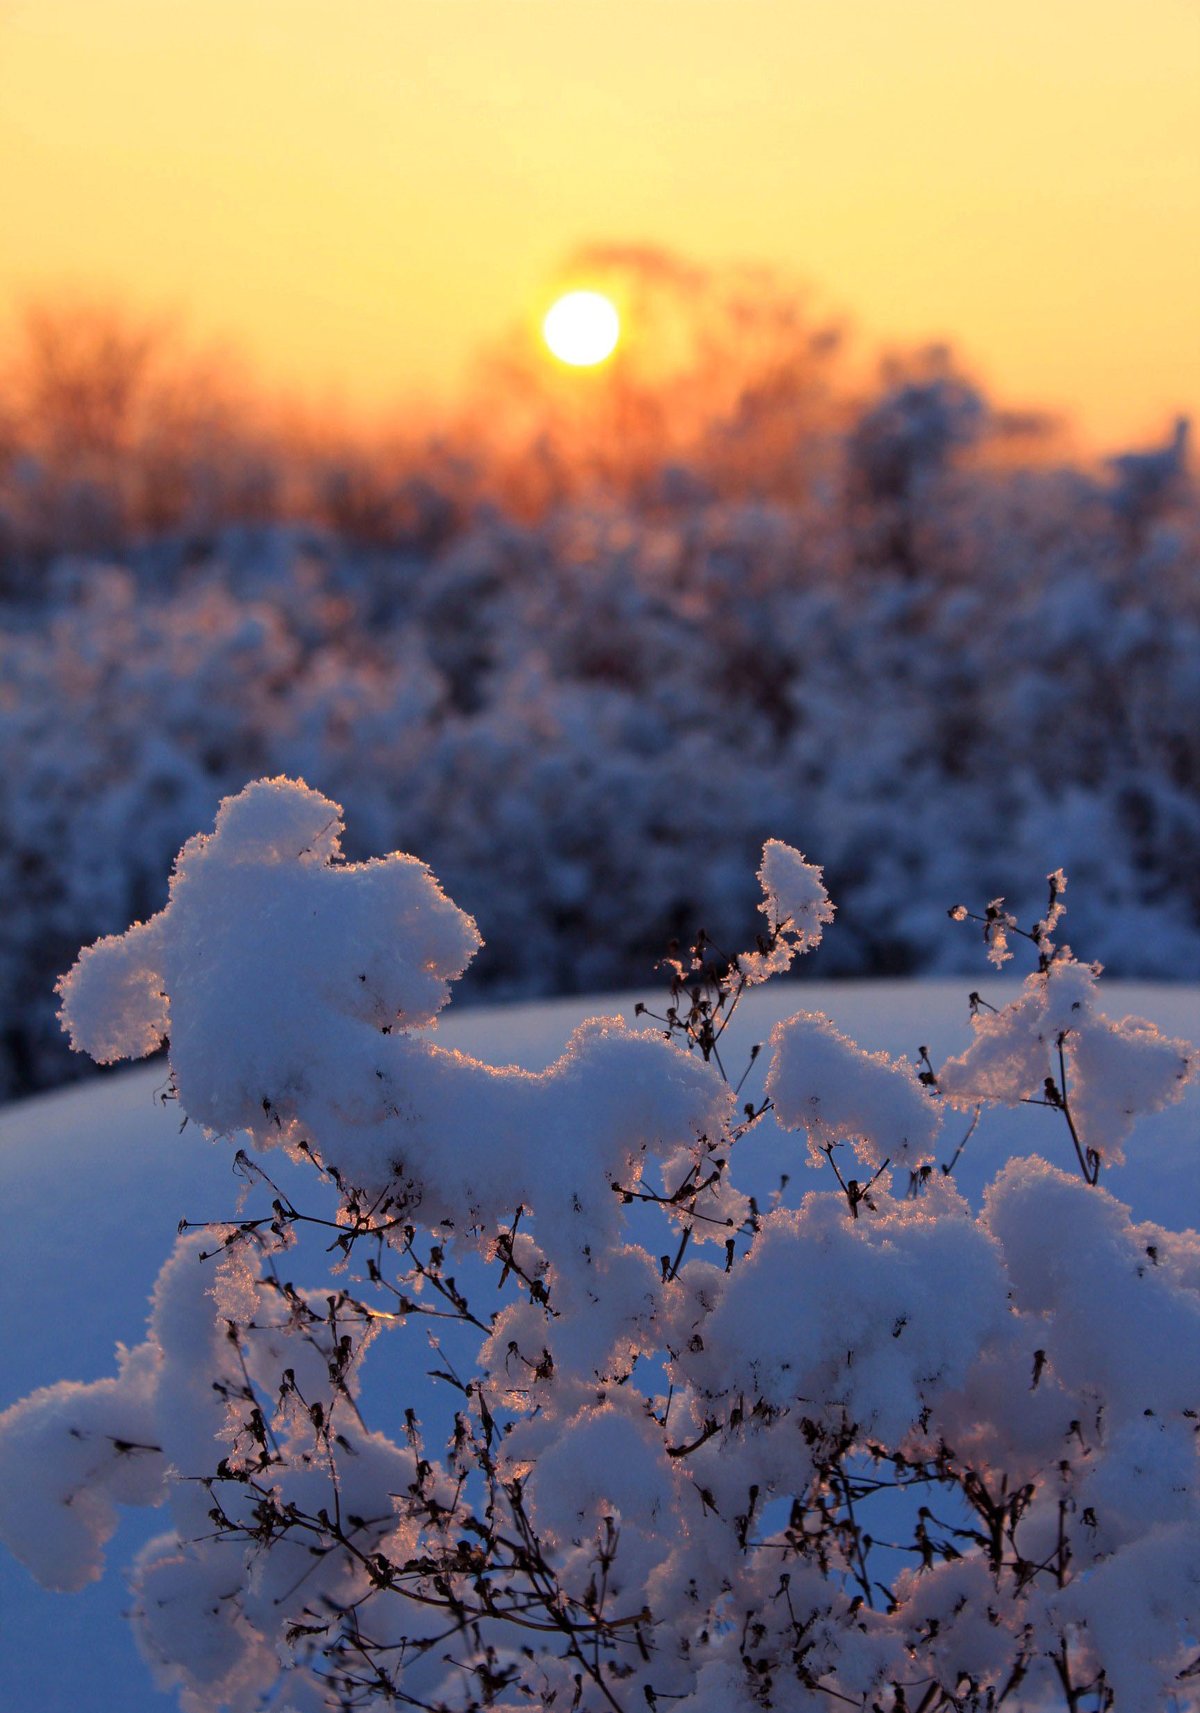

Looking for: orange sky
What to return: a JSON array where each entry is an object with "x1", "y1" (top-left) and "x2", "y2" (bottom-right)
[{"x1": 2, "y1": 0, "x2": 1197, "y2": 449}]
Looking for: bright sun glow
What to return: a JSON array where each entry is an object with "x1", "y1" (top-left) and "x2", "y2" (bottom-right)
[{"x1": 542, "y1": 290, "x2": 620, "y2": 367}]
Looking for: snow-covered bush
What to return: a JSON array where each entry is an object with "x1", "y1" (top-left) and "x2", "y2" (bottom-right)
[
  {"x1": 1, "y1": 272, "x2": 1197, "y2": 1101},
  {"x1": 2, "y1": 780, "x2": 1197, "y2": 1711},
  {"x1": 2, "y1": 440, "x2": 1198, "y2": 1104}
]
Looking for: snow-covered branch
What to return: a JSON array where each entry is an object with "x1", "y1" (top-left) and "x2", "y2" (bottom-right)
[{"x1": 1, "y1": 782, "x2": 1196, "y2": 1711}]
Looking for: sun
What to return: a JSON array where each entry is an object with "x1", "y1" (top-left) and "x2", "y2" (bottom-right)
[{"x1": 542, "y1": 290, "x2": 620, "y2": 367}]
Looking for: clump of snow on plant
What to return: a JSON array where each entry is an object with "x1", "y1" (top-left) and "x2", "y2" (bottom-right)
[
  {"x1": 737, "y1": 839, "x2": 835, "y2": 980},
  {"x1": 59, "y1": 776, "x2": 482, "y2": 1090},
  {"x1": 938, "y1": 954, "x2": 1192, "y2": 1166},
  {"x1": 2, "y1": 781, "x2": 1198, "y2": 1713},
  {"x1": 0, "y1": 1344, "x2": 165, "y2": 1592},
  {"x1": 767, "y1": 1009, "x2": 941, "y2": 1168},
  {"x1": 59, "y1": 777, "x2": 733, "y2": 1251}
]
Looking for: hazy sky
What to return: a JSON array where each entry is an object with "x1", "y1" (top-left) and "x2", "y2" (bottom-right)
[{"x1": 2, "y1": 0, "x2": 1197, "y2": 446}]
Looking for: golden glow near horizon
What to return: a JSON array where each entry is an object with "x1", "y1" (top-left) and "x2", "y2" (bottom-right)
[
  {"x1": 1, "y1": 0, "x2": 1197, "y2": 448},
  {"x1": 543, "y1": 292, "x2": 620, "y2": 367}
]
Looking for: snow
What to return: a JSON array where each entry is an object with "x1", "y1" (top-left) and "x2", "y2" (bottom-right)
[
  {"x1": 4, "y1": 397, "x2": 1199, "y2": 1109},
  {"x1": 938, "y1": 956, "x2": 1194, "y2": 1166},
  {"x1": 737, "y1": 841, "x2": 835, "y2": 980},
  {"x1": 57, "y1": 782, "x2": 734, "y2": 1258},
  {"x1": 61, "y1": 777, "x2": 484, "y2": 1133},
  {"x1": 766, "y1": 1008, "x2": 942, "y2": 1169},
  {"x1": 982, "y1": 1156, "x2": 1200, "y2": 1426},
  {"x1": 0, "y1": 790, "x2": 1194, "y2": 1708},
  {"x1": 675, "y1": 1189, "x2": 1004, "y2": 1441},
  {"x1": 3, "y1": 287, "x2": 1198, "y2": 1705},
  {"x1": 2, "y1": 975, "x2": 1197, "y2": 1712},
  {"x1": 0, "y1": 1340, "x2": 165, "y2": 1592}
]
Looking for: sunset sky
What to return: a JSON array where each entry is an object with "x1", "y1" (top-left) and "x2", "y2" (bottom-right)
[{"x1": 2, "y1": 0, "x2": 1197, "y2": 448}]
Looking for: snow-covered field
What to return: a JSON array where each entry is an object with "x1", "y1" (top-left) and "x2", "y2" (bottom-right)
[{"x1": 2, "y1": 977, "x2": 1196, "y2": 1713}]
